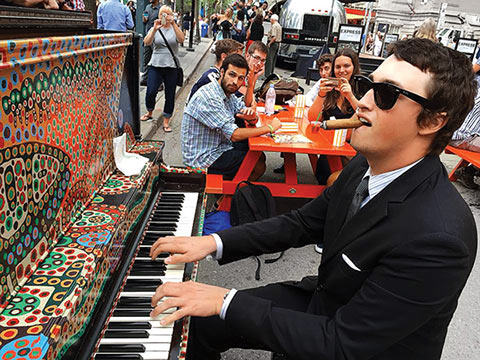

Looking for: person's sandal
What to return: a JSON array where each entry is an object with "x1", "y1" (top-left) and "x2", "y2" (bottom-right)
[
  {"x1": 163, "y1": 125, "x2": 172, "y2": 133},
  {"x1": 140, "y1": 114, "x2": 153, "y2": 121}
]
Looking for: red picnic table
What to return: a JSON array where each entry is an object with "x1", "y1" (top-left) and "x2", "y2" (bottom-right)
[{"x1": 206, "y1": 105, "x2": 357, "y2": 210}]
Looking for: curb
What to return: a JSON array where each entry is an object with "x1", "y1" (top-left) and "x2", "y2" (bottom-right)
[{"x1": 142, "y1": 39, "x2": 215, "y2": 140}]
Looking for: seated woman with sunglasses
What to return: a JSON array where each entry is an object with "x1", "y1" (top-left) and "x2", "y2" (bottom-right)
[{"x1": 307, "y1": 48, "x2": 361, "y2": 185}]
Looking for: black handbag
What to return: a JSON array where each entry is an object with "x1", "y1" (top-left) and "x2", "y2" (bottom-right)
[{"x1": 158, "y1": 29, "x2": 184, "y2": 87}]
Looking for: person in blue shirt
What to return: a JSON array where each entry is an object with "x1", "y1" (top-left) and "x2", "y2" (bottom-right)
[
  {"x1": 97, "y1": 0, "x2": 134, "y2": 32},
  {"x1": 188, "y1": 39, "x2": 244, "y2": 102}
]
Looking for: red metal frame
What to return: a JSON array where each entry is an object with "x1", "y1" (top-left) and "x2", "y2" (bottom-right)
[{"x1": 212, "y1": 106, "x2": 357, "y2": 210}]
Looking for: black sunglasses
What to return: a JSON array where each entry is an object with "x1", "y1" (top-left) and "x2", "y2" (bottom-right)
[{"x1": 353, "y1": 75, "x2": 434, "y2": 110}]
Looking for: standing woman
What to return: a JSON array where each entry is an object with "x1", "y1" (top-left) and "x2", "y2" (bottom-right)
[
  {"x1": 307, "y1": 48, "x2": 361, "y2": 184},
  {"x1": 216, "y1": 8, "x2": 234, "y2": 40},
  {"x1": 141, "y1": 5, "x2": 185, "y2": 133},
  {"x1": 245, "y1": 13, "x2": 264, "y2": 53}
]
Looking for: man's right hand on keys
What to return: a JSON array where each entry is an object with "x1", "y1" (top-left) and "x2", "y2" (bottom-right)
[{"x1": 150, "y1": 235, "x2": 217, "y2": 264}]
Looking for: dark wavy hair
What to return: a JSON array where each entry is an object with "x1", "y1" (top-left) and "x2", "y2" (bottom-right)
[
  {"x1": 323, "y1": 47, "x2": 361, "y2": 115},
  {"x1": 388, "y1": 38, "x2": 477, "y2": 155},
  {"x1": 221, "y1": 53, "x2": 249, "y2": 74}
]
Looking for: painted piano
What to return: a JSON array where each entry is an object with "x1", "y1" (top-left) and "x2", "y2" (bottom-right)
[{"x1": 0, "y1": 5, "x2": 206, "y2": 360}]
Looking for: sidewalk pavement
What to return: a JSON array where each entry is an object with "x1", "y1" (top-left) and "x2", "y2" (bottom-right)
[{"x1": 139, "y1": 37, "x2": 214, "y2": 140}]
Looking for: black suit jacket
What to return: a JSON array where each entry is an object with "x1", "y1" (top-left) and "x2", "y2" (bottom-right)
[{"x1": 217, "y1": 154, "x2": 477, "y2": 360}]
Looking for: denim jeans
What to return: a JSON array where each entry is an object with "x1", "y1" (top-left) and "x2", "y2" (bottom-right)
[{"x1": 145, "y1": 66, "x2": 178, "y2": 118}]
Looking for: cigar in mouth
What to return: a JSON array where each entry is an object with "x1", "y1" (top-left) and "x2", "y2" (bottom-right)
[{"x1": 320, "y1": 114, "x2": 372, "y2": 130}]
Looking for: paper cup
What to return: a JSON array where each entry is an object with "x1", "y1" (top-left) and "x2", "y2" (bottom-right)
[
  {"x1": 294, "y1": 95, "x2": 306, "y2": 118},
  {"x1": 333, "y1": 129, "x2": 347, "y2": 147}
]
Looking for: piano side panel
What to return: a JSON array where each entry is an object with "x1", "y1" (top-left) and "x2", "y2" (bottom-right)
[
  {"x1": 0, "y1": 34, "x2": 131, "y2": 313},
  {"x1": 0, "y1": 147, "x2": 163, "y2": 360}
]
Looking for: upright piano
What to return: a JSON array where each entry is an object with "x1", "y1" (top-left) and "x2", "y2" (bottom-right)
[{"x1": 0, "y1": 5, "x2": 206, "y2": 360}]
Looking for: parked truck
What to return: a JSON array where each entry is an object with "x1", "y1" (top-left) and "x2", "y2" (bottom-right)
[{"x1": 277, "y1": 0, "x2": 347, "y2": 63}]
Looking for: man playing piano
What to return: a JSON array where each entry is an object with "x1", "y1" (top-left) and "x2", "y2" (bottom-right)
[{"x1": 151, "y1": 38, "x2": 478, "y2": 359}]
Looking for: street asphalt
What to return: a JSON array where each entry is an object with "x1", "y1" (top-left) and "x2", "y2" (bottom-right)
[{"x1": 141, "y1": 33, "x2": 480, "y2": 360}]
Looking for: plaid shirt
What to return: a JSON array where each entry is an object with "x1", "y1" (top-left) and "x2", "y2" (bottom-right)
[
  {"x1": 182, "y1": 81, "x2": 245, "y2": 168},
  {"x1": 452, "y1": 57, "x2": 480, "y2": 141}
]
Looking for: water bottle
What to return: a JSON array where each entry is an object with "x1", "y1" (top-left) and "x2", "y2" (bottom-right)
[{"x1": 265, "y1": 84, "x2": 276, "y2": 115}]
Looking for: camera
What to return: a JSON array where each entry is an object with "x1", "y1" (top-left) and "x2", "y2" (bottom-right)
[{"x1": 161, "y1": 13, "x2": 167, "y2": 26}]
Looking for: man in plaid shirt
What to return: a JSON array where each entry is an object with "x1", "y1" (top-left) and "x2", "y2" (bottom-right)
[{"x1": 182, "y1": 54, "x2": 280, "y2": 180}]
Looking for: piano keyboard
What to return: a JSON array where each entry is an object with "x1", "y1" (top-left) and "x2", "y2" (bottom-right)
[{"x1": 94, "y1": 192, "x2": 199, "y2": 360}]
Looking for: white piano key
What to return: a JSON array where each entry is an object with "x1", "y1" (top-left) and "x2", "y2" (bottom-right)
[
  {"x1": 98, "y1": 351, "x2": 169, "y2": 359},
  {"x1": 108, "y1": 320, "x2": 169, "y2": 328},
  {"x1": 100, "y1": 337, "x2": 173, "y2": 346}
]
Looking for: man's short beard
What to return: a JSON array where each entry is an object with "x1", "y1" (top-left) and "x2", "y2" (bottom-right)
[{"x1": 221, "y1": 76, "x2": 237, "y2": 95}]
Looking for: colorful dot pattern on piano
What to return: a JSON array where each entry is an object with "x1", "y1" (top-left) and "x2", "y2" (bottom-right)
[{"x1": 0, "y1": 33, "x2": 177, "y2": 360}]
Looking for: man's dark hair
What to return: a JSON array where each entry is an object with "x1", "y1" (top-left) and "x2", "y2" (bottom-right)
[
  {"x1": 214, "y1": 39, "x2": 244, "y2": 62},
  {"x1": 388, "y1": 38, "x2": 477, "y2": 155},
  {"x1": 248, "y1": 40, "x2": 268, "y2": 56},
  {"x1": 316, "y1": 53, "x2": 333, "y2": 70},
  {"x1": 237, "y1": 10, "x2": 245, "y2": 21},
  {"x1": 221, "y1": 53, "x2": 249, "y2": 75}
]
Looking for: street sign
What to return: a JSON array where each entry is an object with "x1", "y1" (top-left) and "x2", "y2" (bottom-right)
[
  {"x1": 455, "y1": 38, "x2": 478, "y2": 60},
  {"x1": 382, "y1": 33, "x2": 399, "y2": 58},
  {"x1": 337, "y1": 24, "x2": 364, "y2": 54}
]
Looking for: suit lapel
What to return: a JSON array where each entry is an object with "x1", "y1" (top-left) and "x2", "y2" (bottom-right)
[{"x1": 321, "y1": 155, "x2": 442, "y2": 266}]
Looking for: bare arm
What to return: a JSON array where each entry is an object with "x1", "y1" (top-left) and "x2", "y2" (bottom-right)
[
  {"x1": 231, "y1": 117, "x2": 281, "y2": 142},
  {"x1": 473, "y1": 63, "x2": 480, "y2": 73},
  {"x1": 171, "y1": 17, "x2": 185, "y2": 43},
  {"x1": 144, "y1": 20, "x2": 160, "y2": 46}
]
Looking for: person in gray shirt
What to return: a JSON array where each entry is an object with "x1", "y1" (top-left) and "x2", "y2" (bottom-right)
[
  {"x1": 140, "y1": 0, "x2": 160, "y2": 85},
  {"x1": 140, "y1": 5, "x2": 185, "y2": 133}
]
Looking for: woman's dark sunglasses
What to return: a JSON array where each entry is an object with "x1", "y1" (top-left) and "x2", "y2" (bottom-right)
[{"x1": 353, "y1": 75, "x2": 434, "y2": 110}]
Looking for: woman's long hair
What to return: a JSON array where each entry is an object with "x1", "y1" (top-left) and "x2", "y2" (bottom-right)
[
  {"x1": 323, "y1": 48, "x2": 361, "y2": 115},
  {"x1": 415, "y1": 18, "x2": 438, "y2": 42}
]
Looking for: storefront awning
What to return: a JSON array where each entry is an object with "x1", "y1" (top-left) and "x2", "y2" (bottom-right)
[{"x1": 347, "y1": 14, "x2": 366, "y2": 20}]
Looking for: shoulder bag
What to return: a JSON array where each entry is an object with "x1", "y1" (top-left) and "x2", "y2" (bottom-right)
[{"x1": 158, "y1": 28, "x2": 184, "y2": 87}]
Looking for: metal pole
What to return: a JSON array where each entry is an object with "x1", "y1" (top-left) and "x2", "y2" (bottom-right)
[
  {"x1": 363, "y1": 2, "x2": 372, "y2": 52},
  {"x1": 326, "y1": 0, "x2": 335, "y2": 52},
  {"x1": 187, "y1": 0, "x2": 196, "y2": 51}
]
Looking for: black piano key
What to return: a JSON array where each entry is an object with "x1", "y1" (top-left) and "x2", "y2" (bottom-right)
[
  {"x1": 160, "y1": 193, "x2": 185, "y2": 198},
  {"x1": 142, "y1": 237, "x2": 173, "y2": 245},
  {"x1": 137, "y1": 250, "x2": 168, "y2": 259},
  {"x1": 113, "y1": 309, "x2": 153, "y2": 317},
  {"x1": 95, "y1": 354, "x2": 143, "y2": 360},
  {"x1": 150, "y1": 214, "x2": 180, "y2": 221},
  {"x1": 159, "y1": 198, "x2": 184, "y2": 203},
  {"x1": 129, "y1": 268, "x2": 165, "y2": 276},
  {"x1": 152, "y1": 209, "x2": 180, "y2": 215},
  {"x1": 147, "y1": 225, "x2": 177, "y2": 231},
  {"x1": 98, "y1": 344, "x2": 146, "y2": 353},
  {"x1": 126, "y1": 279, "x2": 163, "y2": 287},
  {"x1": 137, "y1": 248, "x2": 169, "y2": 258},
  {"x1": 107, "y1": 322, "x2": 152, "y2": 330},
  {"x1": 124, "y1": 280, "x2": 162, "y2": 292},
  {"x1": 117, "y1": 297, "x2": 154, "y2": 308},
  {"x1": 104, "y1": 330, "x2": 149, "y2": 338},
  {"x1": 154, "y1": 205, "x2": 183, "y2": 211},
  {"x1": 132, "y1": 260, "x2": 166, "y2": 269},
  {"x1": 123, "y1": 283, "x2": 161, "y2": 292}
]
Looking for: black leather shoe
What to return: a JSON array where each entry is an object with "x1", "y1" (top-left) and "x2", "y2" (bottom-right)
[{"x1": 273, "y1": 165, "x2": 284, "y2": 174}]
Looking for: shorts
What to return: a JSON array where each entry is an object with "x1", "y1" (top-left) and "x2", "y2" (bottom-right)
[{"x1": 208, "y1": 143, "x2": 247, "y2": 180}]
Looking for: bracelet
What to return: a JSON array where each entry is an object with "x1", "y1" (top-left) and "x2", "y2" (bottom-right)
[{"x1": 267, "y1": 124, "x2": 274, "y2": 133}]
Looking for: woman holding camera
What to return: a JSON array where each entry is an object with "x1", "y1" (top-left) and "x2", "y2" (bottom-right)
[
  {"x1": 141, "y1": 5, "x2": 185, "y2": 133},
  {"x1": 307, "y1": 48, "x2": 361, "y2": 184}
]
